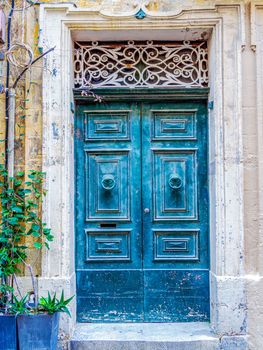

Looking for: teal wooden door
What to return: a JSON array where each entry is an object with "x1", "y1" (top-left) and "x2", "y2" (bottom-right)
[{"x1": 75, "y1": 99, "x2": 209, "y2": 322}]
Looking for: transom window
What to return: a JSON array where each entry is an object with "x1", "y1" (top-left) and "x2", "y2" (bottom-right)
[{"x1": 74, "y1": 41, "x2": 208, "y2": 89}]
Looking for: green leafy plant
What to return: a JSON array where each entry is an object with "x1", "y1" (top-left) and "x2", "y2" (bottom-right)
[
  {"x1": 9, "y1": 294, "x2": 29, "y2": 315},
  {"x1": 0, "y1": 165, "x2": 74, "y2": 317},
  {"x1": 39, "y1": 291, "x2": 74, "y2": 316},
  {"x1": 6, "y1": 291, "x2": 74, "y2": 316},
  {"x1": 0, "y1": 165, "x2": 54, "y2": 313}
]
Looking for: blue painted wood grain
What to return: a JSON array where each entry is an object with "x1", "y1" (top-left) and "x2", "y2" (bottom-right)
[{"x1": 75, "y1": 100, "x2": 209, "y2": 322}]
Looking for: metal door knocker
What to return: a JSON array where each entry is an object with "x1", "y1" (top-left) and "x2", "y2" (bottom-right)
[
  {"x1": 168, "y1": 174, "x2": 183, "y2": 190},
  {"x1": 101, "y1": 174, "x2": 116, "y2": 190}
]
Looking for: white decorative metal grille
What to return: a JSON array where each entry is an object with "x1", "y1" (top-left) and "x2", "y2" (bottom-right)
[{"x1": 74, "y1": 41, "x2": 208, "y2": 89}]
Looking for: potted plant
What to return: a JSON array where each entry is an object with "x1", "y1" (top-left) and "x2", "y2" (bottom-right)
[
  {"x1": 11, "y1": 291, "x2": 73, "y2": 350},
  {"x1": 0, "y1": 165, "x2": 74, "y2": 350},
  {"x1": 0, "y1": 166, "x2": 34, "y2": 350},
  {"x1": 0, "y1": 285, "x2": 17, "y2": 350}
]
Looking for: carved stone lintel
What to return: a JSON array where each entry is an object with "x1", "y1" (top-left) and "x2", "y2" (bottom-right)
[
  {"x1": 97, "y1": 0, "x2": 219, "y2": 18},
  {"x1": 99, "y1": 0, "x2": 187, "y2": 17},
  {"x1": 100, "y1": 0, "x2": 140, "y2": 17}
]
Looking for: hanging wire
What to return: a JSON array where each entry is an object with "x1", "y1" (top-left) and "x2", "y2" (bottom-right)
[
  {"x1": 6, "y1": 42, "x2": 33, "y2": 67},
  {"x1": 5, "y1": 0, "x2": 34, "y2": 68}
]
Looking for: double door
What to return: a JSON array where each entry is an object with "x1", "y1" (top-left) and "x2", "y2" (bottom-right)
[{"x1": 75, "y1": 100, "x2": 209, "y2": 322}]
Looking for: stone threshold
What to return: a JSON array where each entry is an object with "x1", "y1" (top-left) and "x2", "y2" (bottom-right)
[
  {"x1": 70, "y1": 322, "x2": 227, "y2": 350},
  {"x1": 70, "y1": 323, "x2": 248, "y2": 349}
]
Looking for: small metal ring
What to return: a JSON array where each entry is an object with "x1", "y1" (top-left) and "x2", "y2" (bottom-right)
[
  {"x1": 101, "y1": 174, "x2": 116, "y2": 190},
  {"x1": 168, "y1": 174, "x2": 183, "y2": 190}
]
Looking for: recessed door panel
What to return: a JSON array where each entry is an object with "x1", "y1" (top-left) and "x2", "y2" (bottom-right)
[
  {"x1": 152, "y1": 111, "x2": 197, "y2": 140},
  {"x1": 75, "y1": 99, "x2": 209, "y2": 323},
  {"x1": 85, "y1": 230, "x2": 131, "y2": 262},
  {"x1": 85, "y1": 111, "x2": 130, "y2": 141},
  {"x1": 86, "y1": 151, "x2": 130, "y2": 221},
  {"x1": 153, "y1": 149, "x2": 197, "y2": 221},
  {"x1": 153, "y1": 230, "x2": 199, "y2": 261}
]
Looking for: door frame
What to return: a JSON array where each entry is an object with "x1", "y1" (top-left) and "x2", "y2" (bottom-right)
[{"x1": 39, "y1": 3, "x2": 246, "y2": 340}]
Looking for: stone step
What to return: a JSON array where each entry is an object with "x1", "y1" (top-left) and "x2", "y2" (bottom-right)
[{"x1": 70, "y1": 322, "x2": 220, "y2": 350}]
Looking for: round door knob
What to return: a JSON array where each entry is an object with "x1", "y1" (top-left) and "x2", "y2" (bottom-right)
[
  {"x1": 168, "y1": 174, "x2": 183, "y2": 190},
  {"x1": 101, "y1": 174, "x2": 116, "y2": 190},
  {"x1": 144, "y1": 208, "x2": 150, "y2": 214}
]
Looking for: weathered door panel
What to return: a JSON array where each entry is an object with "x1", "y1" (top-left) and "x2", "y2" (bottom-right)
[
  {"x1": 75, "y1": 99, "x2": 209, "y2": 322},
  {"x1": 144, "y1": 270, "x2": 209, "y2": 322},
  {"x1": 75, "y1": 103, "x2": 143, "y2": 322},
  {"x1": 142, "y1": 102, "x2": 209, "y2": 321}
]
